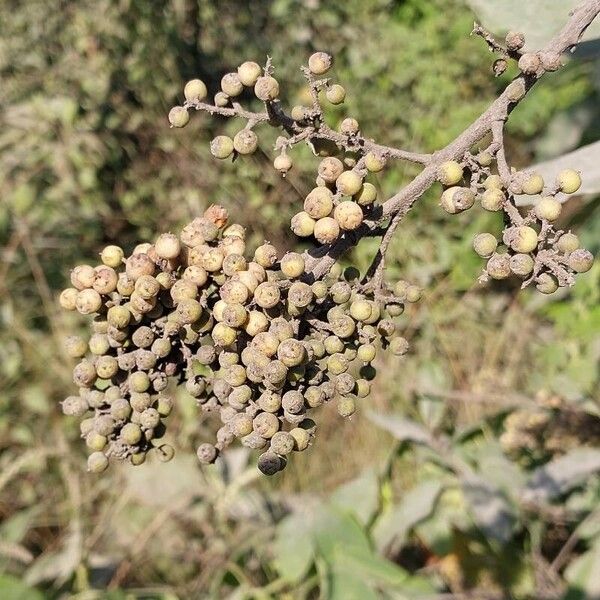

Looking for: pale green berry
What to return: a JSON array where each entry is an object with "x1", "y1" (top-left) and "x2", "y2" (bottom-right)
[
  {"x1": 210, "y1": 135, "x2": 234, "y2": 159},
  {"x1": 507, "y1": 226, "x2": 538, "y2": 254},
  {"x1": 334, "y1": 201, "x2": 363, "y2": 230},
  {"x1": 291, "y1": 211, "x2": 316, "y2": 237},
  {"x1": 556, "y1": 169, "x2": 581, "y2": 194},
  {"x1": 326, "y1": 84, "x2": 345, "y2": 104},
  {"x1": 438, "y1": 161, "x2": 463, "y2": 186},
  {"x1": 221, "y1": 72, "x2": 243, "y2": 97},
  {"x1": 336, "y1": 170, "x2": 363, "y2": 196},
  {"x1": 184, "y1": 79, "x2": 208, "y2": 102},
  {"x1": 481, "y1": 188, "x2": 505, "y2": 212},
  {"x1": 308, "y1": 51, "x2": 332, "y2": 75},
  {"x1": 233, "y1": 129, "x2": 258, "y2": 155},
  {"x1": 473, "y1": 233, "x2": 498, "y2": 258},
  {"x1": 568, "y1": 249, "x2": 593, "y2": 273},
  {"x1": 254, "y1": 76, "x2": 279, "y2": 101},
  {"x1": 557, "y1": 232, "x2": 579, "y2": 254},
  {"x1": 168, "y1": 106, "x2": 189, "y2": 128},
  {"x1": 354, "y1": 183, "x2": 377, "y2": 205},
  {"x1": 521, "y1": 172, "x2": 544, "y2": 195},
  {"x1": 365, "y1": 151, "x2": 386, "y2": 173},
  {"x1": 536, "y1": 273, "x2": 558, "y2": 294},
  {"x1": 535, "y1": 197, "x2": 561, "y2": 221},
  {"x1": 237, "y1": 61, "x2": 262, "y2": 86}
]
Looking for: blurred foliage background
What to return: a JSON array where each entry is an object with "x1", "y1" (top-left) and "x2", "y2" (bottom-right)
[{"x1": 1, "y1": 0, "x2": 600, "y2": 598}]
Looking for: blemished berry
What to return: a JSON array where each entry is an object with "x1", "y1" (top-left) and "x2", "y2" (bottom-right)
[
  {"x1": 210, "y1": 135, "x2": 234, "y2": 159},
  {"x1": 506, "y1": 226, "x2": 538, "y2": 254},
  {"x1": 390, "y1": 337, "x2": 409, "y2": 356},
  {"x1": 214, "y1": 92, "x2": 229, "y2": 107},
  {"x1": 440, "y1": 186, "x2": 475, "y2": 214},
  {"x1": 291, "y1": 105, "x2": 309, "y2": 121},
  {"x1": 539, "y1": 52, "x2": 562, "y2": 72},
  {"x1": 308, "y1": 51, "x2": 332, "y2": 75},
  {"x1": 438, "y1": 161, "x2": 463, "y2": 186},
  {"x1": 197, "y1": 443, "x2": 218, "y2": 464},
  {"x1": 473, "y1": 233, "x2": 498, "y2": 258},
  {"x1": 337, "y1": 397, "x2": 356, "y2": 417},
  {"x1": 270, "y1": 431, "x2": 294, "y2": 455},
  {"x1": 184, "y1": 79, "x2": 208, "y2": 102},
  {"x1": 71, "y1": 265, "x2": 96, "y2": 290},
  {"x1": 274, "y1": 153, "x2": 293, "y2": 173},
  {"x1": 481, "y1": 188, "x2": 505, "y2": 212},
  {"x1": 59, "y1": 288, "x2": 79, "y2": 311},
  {"x1": 87, "y1": 452, "x2": 109, "y2": 473},
  {"x1": 326, "y1": 84, "x2": 346, "y2": 104},
  {"x1": 96, "y1": 355, "x2": 119, "y2": 379},
  {"x1": 156, "y1": 444, "x2": 176, "y2": 463},
  {"x1": 280, "y1": 252, "x2": 305, "y2": 278},
  {"x1": 486, "y1": 253, "x2": 511, "y2": 280},
  {"x1": 314, "y1": 217, "x2": 340, "y2": 244},
  {"x1": 405, "y1": 285, "x2": 423, "y2": 303},
  {"x1": 100, "y1": 245, "x2": 124, "y2": 268},
  {"x1": 254, "y1": 75, "x2": 279, "y2": 101},
  {"x1": 510, "y1": 253, "x2": 535, "y2": 277},
  {"x1": 233, "y1": 129, "x2": 258, "y2": 154},
  {"x1": 318, "y1": 157, "x2": 344, "y2": 183},
  {"x1": 288, "y1": 281, "x2": 313, "y2": 308},
  {"x1": 521, "y1": 172, "x2": 544, "y2": 195},
  {"x1": 535, "y1": 197, "x2": 562, "y2": 221},
  {"x1": 505, "y1": 31, "x2": 525, "y2": 50},
  {"x1": 334, "y1": 201, "x2": 363, "y2": 230},
  {"x1": 257, "y1": 451, "x2": 283, "y2": 475},
  {"x1": 237, "y1": 61, "x2": 262, "y2": 86},
  {"x1": 536, "y1": 273, "x2": 558, "y2": 294},
  {"x1": 557, "y1": 233, "x2": 580, "y2": 254},
  {"x1": 336, "y1": 170, "x2": 363, "y2": 196},
  {"x1": 168, "y1": 106, "x2": 189, "y2": 128},
  {"x1": 354, "y1": 182, "x2": 377, "y2": 205},
  {"x1": 62, "y1": 395, "x2": 89, "y2": 417},
  {"x1": 340, "y1": 117, "x2": 359, "y2": 135},
  {"x1": 556, "y1": 169, "x2": 582, "y2": 194},
  {"x1": 506, "y1": 79, "x2": 526, "y2": 102},
  {"x1": 568, "y1": 249, "x2": 594, "y2": 273},
  {"x1": 291, "y1": 211, "x2": 316, "y2": 237},
  {"x1": 126, "y1": 253, "x2": 156, "y2": 281},
  {"x1": 253, "y1": 412, "x2": 280, "y2": 438},
  {"x1": 518, "y1": 53, "x2": 540, "y2": 74},
  {"x1": 221, "y1": 72, "x2": 243, "y2": 97}
]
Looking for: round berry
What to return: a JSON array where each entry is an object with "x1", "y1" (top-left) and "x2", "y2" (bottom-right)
[
  {"x1": 507, "y1": 226, "x2": 538, "y2": 254},
  {"x1": 280, "y1": 252, "x2": 305, "y2": 279},
  {"x1": 438, "y1": 161, "x2": 463, "y2": 186},
  {"x1": 568, "y1": 249, "x2": 593, "y2": 273},
  {"x1": 518, "y1": 53, "x2": 540, "y2": 74},
  {"x1": 510, "y1": 253, "x2": 534, "y2": 277},
  {"x1": 506, "y1": 79, "x2": 526, "y2": 102},
  {"x1": 87, "y1": 452, "x2": 109, "y2": 473},
  {"x1": 536, "y1": 273, "x2": 558, "y2": 294},
  {"x1": 274, "y1": 153, "x2": 293, "y2": 173},
  {"x1": 257, "y1": 451, "x2": 283, "y2": 475},
  {"x1": 556, "y1": 169, "x2": 581, "y2": 194},
  {"x1": 100, "y1": 245, "x2": 124, "y2": 268},
  {"x1": 308, "y1": 51, "x2": 332, "y2": 75},
  {"x1": 339, "y1": 117, "x2": 359, "y2": 135},
  {"x1": 221, "y1": 72, "x2": 243, "y2": 97},
  {"x1": 168, "y1": 106, "x2": 189, "y2": 128},
  {"x1": 233, "y1": 129, "x2": 258, "y2": 155},
  {"x1": 505, "y1": 31, "x2": 525, "y2": 51},
  {"x1": 291, "y1": 211, "x2": 316, "y2": 237},
  {"x1": 210, "y1": 135, "x2": 234, "y2": 159},
  {"x1": 334, "y1": 201, "x2": 363, "y2": 230},
  {"x1": 486, "y1": 253, "x2": 511, "y2": 280},
  {"x1": 197, "y1": 443, "x2": 218, "y2": 464},
  {"x1": 237, "y1": 61, "x2": 262, "y2": 86},
  {"x1": 481, "y1": 188, "x2": 505, "y2": 212},
  {"x1": 184, "y1": 79, "x2": 208, "y2": 102},
  {"x1": 254, "y1": 76, "x2": 279, "y2": 101},
  {"x1": 326, "y1": 84, "x2": 345, "y2": 104},
  {"x1": 557, "y1": 232, "x2": 580, "y2": 254},
  {"x1": 473, "y1": 233, "x2": 498, "y2": 258},
  {"x1": 535, "y1": 197, "x2": 561, "y2": 221},
  {"x1": 521, "y1": 172, "x2": 544, "y2": 195}
]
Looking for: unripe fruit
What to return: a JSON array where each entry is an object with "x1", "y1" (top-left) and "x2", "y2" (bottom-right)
[
  {"x1": 506, "y1": 226, "x2": 538, "y2": 253},
  {"x1": 214, "y1": 92, "x2": 229, "y2": 107},
  {"x1": 197, "y1": 443, "x2": 217, "y2": 464},
  {"x1": 253, "y1": 412, "x2": 280, "y2": 438},
  {"x1": 233, "y1": 129, "x2": 258, "y2": 154},
  {"x1": 254, "y1": 282, "x2": 281, "y2": 309},
  {"x1": 155, "y1": 444, "x2": 175, "y2": 463},
  {"x1": 176, "y1": 298, "x2": 203, "y2": 324},
  {"x1": 365, "y1": 151, "x2": 386, "y2": 173},
  {"x1": 568, "y1": 249, "x2": 593, "y2": 273},
  {"x1": 556, "y1": 169, "x2": 581, "y2": 194},
  {"x1": 71, "y1": 265, "x2": 96, "y2": 290},
  {"x1": 535, "y1": 197, "x2": 561, "y2": 221},
  {"x1": 254, "y1": 75, "x2": 279, "y2": 101},
  {"x1": 357, "y1": 343, "x2": 376, "y2": 363},
  {"x1": 280, "y1": 252, "x2": 305, "y2": 278},
  {"x1": 126, "y1": 253, "x2": 155, "y2": 281},
  {"x1": 100, "y1": 245, "x2": 124, "y2": 268},
  {"x1": 116, "y1": 274, "x2": 135, "y2": 296},
  {"x1": 536, "y1": 273, "x2": 558, "y2": 294},
  {"x1": 277, "y1": 338, "x2": 306, "y2": 367},
  {"x1": 237, "y1": 61, "x2": 262, "y2": 86},
  {"x1": 270, "y1": 431, "x2": 294, "y2": 455},
  {"x1": 539, "y1": 52, "x2": 562, "y2": 72},
  {"x1": 486, "y1": 253, "x2": 511, "y2": 279},
  {"x1": 476, "y1": 152, "x2": 493, "y2": 167},
  {"x1": 438, "y1": 161, "x2": 463, "y2": 186},
  {"x1": 327, "y1": 352, "x2": 349, "y2": 375},
  {"x1": 505, "y1": 31, "x2": 525, "y2": 51},
  {"x1": 356, "y1": 379, "x2": 370, "y2": 398},
  {"x1": 76, "y1": 289, "x2": 102, "y2": 314},
  {"x1": 64, "y1": 336, "x2": 88, "y2": 359},
  {"x1": 483, "y1": 175, "x2": 503, "y2": 190},
  {"x1": 87, "y1": 452, "x2": 109, "y2": 473},
  {"x1": 557, "y1": 232, "x2": 580, "y2": 254},
  {"x1": 337, "y1": 397, "x2": 356, "y2": 418},
  {"x1": 96, "y1": 355, "x2": 118, "y2": 379},
  {"x1": 510, "y1": 253, "x2": 535, "y2": 277},
  {"x1": 354, "y1": 182, "x2": 377, "y2": 205},
  {"x1": 110, "y1": 398, "x2": 131, "y2": 420},
  {"x1": 440, "y1": 187, "x2": 475, "y2": 214},
  {"x1": 506, "y1": 81, "x2": 526, "y2": 104},
  {"x1": 257, "y1": 451, "x2": 282, "y2": 475},
  {"x1": 212, "y1": 322, "x2": 237, "y2": 346},
  {"x1": 290, "y1": 427, "x2": 311, "y2": 451},
  {"x1": 518, "y1": 53, "x2": 540, "y2": 74},
  {"x1": 274, "y1": 153, "x2": 293, "y2": 173},
  {"x1": 231, "y1": 413, "x2": 254, "y2": 437},
  {"x1": 313, "y1": 217, "x2": 340, "y2": 244},
  {"x1": 244, "y1": 311, "x2": 269, "y2": 336},
  {"x1": 473, "y1": 233, "x2": 498, "y2": 258},
  {"x1": 155, "y1": 233, "x2": 181, "y2": 259},
  {"x1": 304, "y1": 187, "x2": 334, "y2": 219},
  {"x1": 521, "y1": 172, "x2": 544, "y2": 195},
  {"x1": 336, "y1": 170, "x2": 363, "y2": 196},
  {"x1": 62, "y1": 395, "x2": 89, "y2": 417},
  {"x1": 168, "y1": 106, "x2": 189, "y2": 128},
  {"x1": 291, "y1": 211, "x2": 316, "y2": 237},
  {"x1": 390, "y1": 337, "x2": 409, "y2": 356},
  {"x1": 308, "y1": 51, "x2": 332, "y2": 75},
  {"x1": 121, "y1": 422, "x2": 142, "y2": 445},
  {"x1": 254, "y1": 243, "x2": 278, "y2": 268},
  {"x1": 326, "y1": 84, "x2": 346, "y2": 104},
  {"x1": 334, "y1": 201, "x2": 363, "y2": 230},
  {"x1": 481, "y1": 188, "x2": 505, "y2": 212},
  {"x1": 288, "y1": 281, "x2": 313, "y2": 307},
  {"x1": 221, "y1": 72, "x2": 243, "y2": 97},
  {"x1": 184, "y1": 79, "x2": 208, "y2": 102},
  {"x1": 59, "y1": 288, "x2": 79, "y2": 311},
  {"x1": 318, "y1": 157, "x2": 344, "y2": 184},
  {"x1": 312, "y1": 280, "x2": 328, "y2": 299},
  {"x1": 210, "y1": 135, "x2": 234, "y2": 160},
  {"x1": 339, "y1": 117, "x2": 359, "y2": 135}
]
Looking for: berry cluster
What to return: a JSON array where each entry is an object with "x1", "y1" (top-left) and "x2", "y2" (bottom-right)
[
  {"x1": 435, "y1": 159, "x2": 593, "y2": 292},
  {"x1": 59, "y1": 206, "x2": 412, "y2": 475}
]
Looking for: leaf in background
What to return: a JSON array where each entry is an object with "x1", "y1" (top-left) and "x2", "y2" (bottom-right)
[
  {"x1": 523, "y1": 449, "x2": 600, "y2": 502},
  {"x1": 367, "y1": 412, "x2": 433, "y2": 446},
  {"x1": 515, "y1": 141, "x2": 600, "y2": 206},
  {"x1": 465, "y1": 0, "x2": 600, "y2": 50},
  {"x1": 373, "y1": 480, "x2": 444, "y2": 553},
  {"x1": 0, "y1": 575, "x2": 45, "y2": 600},
  {"x1": 564, "y1": 537, "x2": 600, "y2": 599},
  {"x1": 331, "y1": 469, "x2": 380, "y2": 526},
  {"x1": 462, "y1": 474, "x2": 516, "y2": 544},
  {"x1": 272, "y1": 512, "x2": 315, "y2": 583}
]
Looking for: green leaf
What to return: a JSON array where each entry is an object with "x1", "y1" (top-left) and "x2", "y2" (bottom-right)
[
  {"x1": 331, "y1": 469, "x2": 380, "y2": 526},
  {"x1": 0, "y1": 575, "x2": 45, "y2": 600},
  {"x1": 272, "y1": 512, "x2": 315, "y2": 583},
  {"x1": 373, "y1": 480, "x2": 444, "y2": 553},
  {"x1": 523, "y1": 449, "x2": 600, "y2": 502}
]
